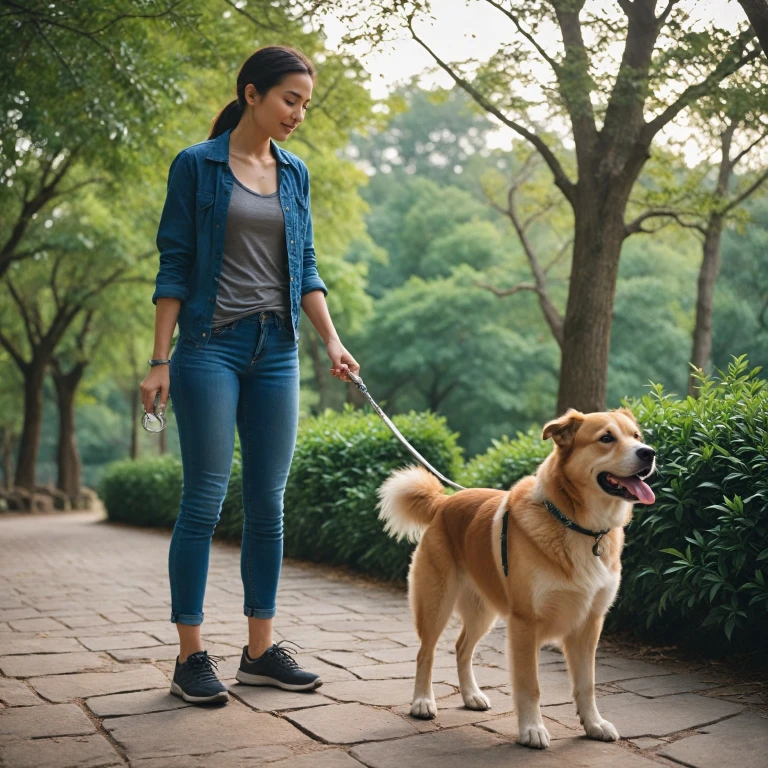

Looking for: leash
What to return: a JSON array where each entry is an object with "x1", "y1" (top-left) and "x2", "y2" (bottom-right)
[
  {"x1": 347, "y1": 371, "x2": 465, "y2": 492},
  {"x1": 348, "y1": 371, "x2": 613, "y2": 572}
]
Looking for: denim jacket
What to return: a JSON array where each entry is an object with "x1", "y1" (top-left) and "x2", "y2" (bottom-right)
[{"x1": 152, "y1": 128, "x2": 327, "y2": 345}]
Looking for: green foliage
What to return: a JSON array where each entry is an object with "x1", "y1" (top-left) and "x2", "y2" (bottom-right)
[
  {"x1": 460, "y1": 430, "x2": 550, "y2": 490},
  {"x1": 99, "y1": 455, "x2": 181, "y2": 528},
  {"x1": 282, "y1": 407, "x2": 463, "y2": 581},
  {"x1": 613, "y1": 357, "x2": 768, "y2": 651}
]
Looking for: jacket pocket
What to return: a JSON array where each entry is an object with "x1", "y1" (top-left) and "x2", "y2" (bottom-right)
[{"x1": 196, "y1": 191, "x2": 214, "y2": 210}]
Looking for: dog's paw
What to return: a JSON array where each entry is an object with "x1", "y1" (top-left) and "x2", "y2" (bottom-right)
[
  {"x1": 462, "y1": 690, "x2": 491, "y2": 710},
  {"x1": 410, "y1": 697, "x2": 437, "y2": 719},
  {"x1": 584, "y1": 718, "x2": 619, "y2": 742},
  {"x1": 518, "y1": 723, "x2": 551, "y2": 749}
]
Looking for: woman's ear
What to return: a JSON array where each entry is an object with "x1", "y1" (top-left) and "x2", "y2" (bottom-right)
[{"x1": 542, "y1": 408, "x2": 585, "y2": 447}]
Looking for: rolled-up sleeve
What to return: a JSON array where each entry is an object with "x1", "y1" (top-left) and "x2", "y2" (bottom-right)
[
  {"x1": 300, "y1": 170, "x2": 328, "y2": 298},
  {"x1": 152, "y1": 150, "x2": 196, "y2": 305}
]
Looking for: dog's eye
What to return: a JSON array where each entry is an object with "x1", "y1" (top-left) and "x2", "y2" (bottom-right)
[
  {"x1": 600, "y1": 433, "x2": 614, "y2": 444},
  {"x1": 634, "y1": 432, "x2": 641, "y2": 439}
]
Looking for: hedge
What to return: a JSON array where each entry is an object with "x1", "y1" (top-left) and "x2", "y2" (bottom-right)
[{"x1": 100, "y1": 358, "x2": 768, "y2": 651}]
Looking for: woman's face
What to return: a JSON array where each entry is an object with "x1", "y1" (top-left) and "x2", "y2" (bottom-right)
[{"x1": 246, "y1": 72, "x2": 313, "y2": 141}]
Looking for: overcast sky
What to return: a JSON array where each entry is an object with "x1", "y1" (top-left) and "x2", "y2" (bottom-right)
[{"x1": 316, "y1": 0, "x2": 746, "y2": 159}]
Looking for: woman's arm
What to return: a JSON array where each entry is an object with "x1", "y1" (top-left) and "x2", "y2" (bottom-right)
[
  {"x1": 140, "y1": 297, "x2": 181, "y2": 414},
  {"x1": 301, "y1": 289, "x2": 359, "y2": 383}
]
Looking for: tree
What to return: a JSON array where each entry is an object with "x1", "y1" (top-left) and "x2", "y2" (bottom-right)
[
  {"x1": 320, "y1": 0, "x2": 761, "y2": 413},
  {"x1": 737, "y1": 0, "x2": 768, "y2": 55}
]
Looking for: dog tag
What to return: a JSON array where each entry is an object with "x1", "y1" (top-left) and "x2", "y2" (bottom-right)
[{"x1": 592, "y1": 536, "x2": 605, "y2": 557}]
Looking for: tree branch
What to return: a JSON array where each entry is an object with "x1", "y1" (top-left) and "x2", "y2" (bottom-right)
[
  {"x1": 642, "y1": 30, "x2": 760, "y2": 143},
  {"x1": 722, "y1": 166, "x2": 768, "y2": 214},
  {"x1": 405, "y1": 13, "x2": 576, "y2": 205},
  {"x1": 625, "y1": 209, "x2": 707, "y2": 236}
]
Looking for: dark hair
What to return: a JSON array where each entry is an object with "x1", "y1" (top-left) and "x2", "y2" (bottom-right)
[{"x1": 208, "y1": 46, "x2": 316, "y2": 140}]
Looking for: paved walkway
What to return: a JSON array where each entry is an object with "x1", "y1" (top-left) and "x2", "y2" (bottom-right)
[{"x1": 0, "y1": 511, "x2": 765, "y2": 768}]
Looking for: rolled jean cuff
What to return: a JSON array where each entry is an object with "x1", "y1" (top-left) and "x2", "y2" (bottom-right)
[
  {"x1": 171, "y1": 610, "x2": 204, "y2": 625},
  {"x1": 244, "y1": 606, "x2": 276, "y2": 619}
]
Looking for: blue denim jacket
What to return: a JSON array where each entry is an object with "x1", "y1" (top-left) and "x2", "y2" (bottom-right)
[{"x1": 152, "y1": 128, "x2": 327, "y2": 345}]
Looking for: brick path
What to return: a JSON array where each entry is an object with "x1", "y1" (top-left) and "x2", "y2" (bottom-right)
[{"x1": 0, "y1": 509, "x2": 766, "y2": 767}]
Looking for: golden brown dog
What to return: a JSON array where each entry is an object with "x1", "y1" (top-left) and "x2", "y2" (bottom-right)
[{"x1": 377, "y1": 408, "x2": 656, "y2": 749}]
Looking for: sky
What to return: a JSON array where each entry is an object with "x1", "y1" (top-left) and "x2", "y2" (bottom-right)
[{"x1": 316, "y1": 0, "x2": 747, "y2": 159}]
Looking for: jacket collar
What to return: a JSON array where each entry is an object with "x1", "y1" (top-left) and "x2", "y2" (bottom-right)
[{"x1": 205, "y1": 128, "x2": 290, "y2": 166}]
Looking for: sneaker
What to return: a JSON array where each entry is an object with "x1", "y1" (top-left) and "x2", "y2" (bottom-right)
[
  {"x1": 170, "y1": 651, "x2": 229, "y2": 704},
  {"x1": 235, "y1": 641, "x2": 322, "y2": 691}
]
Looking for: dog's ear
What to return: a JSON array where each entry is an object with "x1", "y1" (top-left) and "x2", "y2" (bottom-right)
[
  {"x1": 615, "y1": 407, "x2": 638, "y2": 425},
  {"x1": 542, "y1": 409, "x2": 585, "y2": 447}
]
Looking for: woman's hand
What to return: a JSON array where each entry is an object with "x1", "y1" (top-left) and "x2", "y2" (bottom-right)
[
  {"x1": 140, "y1": 365, "x2": 170, "y2": 416},
  {"x1": 326, "y1": 338, "x2": 360, "y2": 383}
]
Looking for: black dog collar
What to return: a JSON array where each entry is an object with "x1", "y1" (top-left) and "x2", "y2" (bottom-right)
[
  {"x1": 500, "y1": 500, "x2": 611, "y2": 574},
  {"x1": 544, "y1": 499, "x2": 611, "y2": 556}
]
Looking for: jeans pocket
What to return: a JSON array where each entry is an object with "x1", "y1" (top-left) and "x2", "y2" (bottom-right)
[{"x1": 212, "y1": 320, "x2": 237, "y2": 336}]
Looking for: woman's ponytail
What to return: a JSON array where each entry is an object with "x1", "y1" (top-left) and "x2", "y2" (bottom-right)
[
  {"x1": 208, "y1": 98, "x2": 243, "y2": 140},
  {"x1": 207, "y1": 46, "x2": 315, "y2": 141}
]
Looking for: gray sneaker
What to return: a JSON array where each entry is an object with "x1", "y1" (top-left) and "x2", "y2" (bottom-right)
[
  {"x1": 170, "y1": 651, "x2": 229, "y2": 704},
  {"x1": 235, "y1": 642, "x2": 322, "y2": 691}
]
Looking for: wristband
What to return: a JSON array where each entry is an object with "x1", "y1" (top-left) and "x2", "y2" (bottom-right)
[{"x1": 148, "y1": 359, "x2": 171, "y2": 367}]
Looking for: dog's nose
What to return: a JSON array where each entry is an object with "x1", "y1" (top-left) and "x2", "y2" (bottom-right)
[{"x1": 636, "y1": 446, "x2": 655, "y2": 461}]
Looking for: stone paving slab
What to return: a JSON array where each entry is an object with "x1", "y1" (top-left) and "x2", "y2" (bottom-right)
[
  {"x1": 1, "y1": 510, "x2": 765, "y2": 767},
  {"x1": 286, "y1": 701, "x2": 423, "y2": 743},
  {"x1": 103, "y1": 700, "x2": 311, "y2": 760},
  {"x1": 86, "y1": 688, "x2": 192, "y2": 717},
  {"x1": 0, "y1": 650, "x2": 110, "y2": 677},
  {"x1": 0, "y1": 703, "x2": 96, "y2": 740},
  {"x1": 29, "y1": 664, "x2": 168, "y2": 702},
  {"x1": 0, "y1": 678, "x2": 44, "y2": 707},
  {"x1": 0, "y1": 733, "x2": 123, "y2": 768},
  {"x1": 658, "y1": 712, "x2": 768, "y2": 768},
  {"x1": 543, "y1": 691, "x2": 743, "y2": 738}
]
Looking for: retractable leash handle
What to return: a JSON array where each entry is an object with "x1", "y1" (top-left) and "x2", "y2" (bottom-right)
[{"x1": 346, "y1": 370, "x2": 465, "y2": 492}]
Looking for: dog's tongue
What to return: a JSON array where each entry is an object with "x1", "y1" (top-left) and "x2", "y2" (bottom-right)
[{"x1": 615, "y1": 475, "x2": 655, "y2": 504}]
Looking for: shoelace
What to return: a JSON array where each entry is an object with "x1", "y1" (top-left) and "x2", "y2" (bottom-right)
[
  {"x1": 265, "y1": 640, "x2": 303, "y2": 669},
  {"x1": 186, "y1": 651, "x2": 223, "y2": 682}
]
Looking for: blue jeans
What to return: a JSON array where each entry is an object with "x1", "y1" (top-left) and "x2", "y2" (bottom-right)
[{"x1": 168, "y1": 311, "x2": 299, "y2": 625}]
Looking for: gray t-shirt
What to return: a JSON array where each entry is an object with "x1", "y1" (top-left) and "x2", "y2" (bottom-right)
[{"x1": 212, "y1": 177, "x2": 291, "y2": 327}]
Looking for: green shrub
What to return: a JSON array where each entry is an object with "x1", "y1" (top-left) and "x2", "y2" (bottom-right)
[
  {"x1": 613, "y1": 356, "x2": 768, "y2": 652},
  {"x1": 281, "y1": 406, "x2": 463, "y2": 581},
  {"x1": 99, "y1": 455, "x2": 182, "y2": 528},
  {"x1": 460, "y1": 429, "x2": 550, "y2": 489}
]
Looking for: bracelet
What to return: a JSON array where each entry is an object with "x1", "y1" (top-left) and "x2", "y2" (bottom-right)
[{"x1": 147, "y1": 359, "x2": 171, "y2": 367}]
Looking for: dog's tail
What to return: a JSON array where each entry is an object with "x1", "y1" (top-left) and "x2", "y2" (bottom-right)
[{"x1": 377, "y1": 465, "x2": 447, "y2": 542}]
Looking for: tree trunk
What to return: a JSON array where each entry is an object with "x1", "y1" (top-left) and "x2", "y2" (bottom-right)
[
  {"x1": 556, "y1": 198, "x2": 626, "y2": 415},
  {"x1": 304, "y1": 332, "x2": 332, "y2": 413},
  {"x1": 738, "y1": 0, "x2": 768, "y2": 57},
  {"x1": 1, "y1": 426, "x2": 15, "y2": 490},
  {"x1": 689, "y1": 215, "x2": 725, "y2": 395},
  {"x1": 52, "y1": 362, "x2": 86, "y2": 498},
  {"x1": 14, "y1": 358, "x2": 49, "y2": 490}
]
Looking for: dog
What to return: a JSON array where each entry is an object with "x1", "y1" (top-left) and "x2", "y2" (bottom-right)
[{"x1": 377, "y1": 408, "x2": 655, "y2": 749}]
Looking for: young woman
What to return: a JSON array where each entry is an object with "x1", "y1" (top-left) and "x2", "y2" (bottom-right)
[{"x1": 140, "y1": 46, "x2": 360, "y2": 704}]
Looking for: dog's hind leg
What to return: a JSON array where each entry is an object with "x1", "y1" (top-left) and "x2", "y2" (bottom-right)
[
  {"x1": 408, "y1": 541, "x2": 458, "y2": 720},
  {"x1": 455, "y1": 586, "x2": 497, "y2": 711}
]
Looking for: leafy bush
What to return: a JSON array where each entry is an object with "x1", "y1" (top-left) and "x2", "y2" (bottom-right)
[
  {"x1": 613, "y1": 357, "x2": 768, "y2": 652},
  {"x1": 99, "y1": 455, "x2": 182, "y2": 528},
  {"x1": 460, "y1": 429, "x2": 550, "y2": 489}
]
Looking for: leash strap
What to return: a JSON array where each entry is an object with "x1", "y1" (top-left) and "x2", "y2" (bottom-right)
[{"x1": 347, "y1": 371, "x2": 465, "y2": 492}]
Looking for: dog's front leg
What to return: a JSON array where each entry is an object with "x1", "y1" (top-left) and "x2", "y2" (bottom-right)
[
  {"x1": 508, "y1": 615, "x2": 550, "y2": 749},
  {"x1": 562, "y1": 612, "x2": 619, "y2": 742}
]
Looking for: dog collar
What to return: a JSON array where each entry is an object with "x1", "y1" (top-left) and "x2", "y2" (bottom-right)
[{"x1": 544, "y1": 499, "x2": 610, "y2": 556}]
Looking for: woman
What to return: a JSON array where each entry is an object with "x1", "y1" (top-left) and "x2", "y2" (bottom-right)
[{"x1": 140, "y1": 46, "x2": 360, "y2": 705}]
